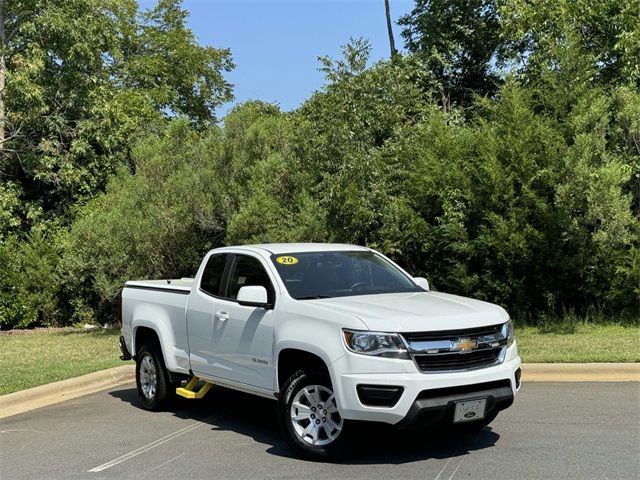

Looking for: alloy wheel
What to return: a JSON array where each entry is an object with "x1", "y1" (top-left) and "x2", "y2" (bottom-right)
[
  {"x1": 139, "y1": 354, "x2": 157, "y2": 400},
  {"x1": 290, "y1": 384, "x2": 343, "y2": 446}
]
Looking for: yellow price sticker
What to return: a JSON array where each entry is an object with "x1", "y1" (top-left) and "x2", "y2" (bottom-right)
[{"x1": 276, "y1": 256, "x2": 299, "y2": 265}]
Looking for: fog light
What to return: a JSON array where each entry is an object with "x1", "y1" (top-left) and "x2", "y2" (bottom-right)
[{"x1": 356, "y1": 385, "x2": 404, "y2": 407}]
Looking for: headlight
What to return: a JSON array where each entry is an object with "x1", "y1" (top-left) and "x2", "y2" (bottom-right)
[
  {"x1": 342, "y1": 329, "x2": 410, "y2": 359},
  {"x1": 505, "y1": 319, "x2": 515, "y2": 347}
]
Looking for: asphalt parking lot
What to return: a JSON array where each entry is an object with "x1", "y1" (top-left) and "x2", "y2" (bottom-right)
[{"x1": 1, "y1": 382, "x2": 638, "y2": 480}]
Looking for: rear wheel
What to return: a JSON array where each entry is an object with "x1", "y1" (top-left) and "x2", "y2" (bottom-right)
[
  {"x1": 135, "y1": 343, "x2": 175, "y2": 411},
  {"x1": 277, "y1": 370, "x2": 352, "y2": 460}
]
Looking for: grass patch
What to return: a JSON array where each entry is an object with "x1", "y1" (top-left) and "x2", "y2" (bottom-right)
[
  {"x1": 0, "y1": 328, "x2": 129, "y2": 395},
  {"x1": 516, "y1": 321, "x2": 640, "y2": 363}
]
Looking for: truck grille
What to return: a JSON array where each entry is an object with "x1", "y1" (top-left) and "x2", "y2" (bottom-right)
[
  {"x1": 413, "y1": 349, "x2": 502, "y2": 371},
  {"x1": 401, "y1": 323, "x2": 507, "y2": 373}
]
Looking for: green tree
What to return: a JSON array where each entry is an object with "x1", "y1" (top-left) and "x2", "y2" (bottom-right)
[
  {"x1": 61, "y1": 119, "x2": 230, "y2": 323},
  {"x1": 498, "y1": 0, "x2": 640, "y2": 88},
  {"x1": 399, "y1": 0, "x2": 501, "y2": 108},
  {"x1": 120, "y1": 0, "x2": 234, "y2": 126},
  {"x1": 300, "y1": 41, "x2": 428, "y2": 248},
  {"x1": 1, "y1": 0, "x2": 233, "y2": 236},
  {"x1": 222, "y1": 102, "x2": 328, "y2": 244}
]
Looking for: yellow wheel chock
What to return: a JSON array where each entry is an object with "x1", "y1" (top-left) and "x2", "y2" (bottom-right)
[{"x1": 176, "y1": 376, "x2": 213, "y2": 399}]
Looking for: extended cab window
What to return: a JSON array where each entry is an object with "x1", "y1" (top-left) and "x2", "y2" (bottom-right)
[
  {"x1": 200, "y1": 254, "x2": 227, "y2": 296},
  {"x1": 226, "y1": 255, "x2": 275, "y2": 304}
]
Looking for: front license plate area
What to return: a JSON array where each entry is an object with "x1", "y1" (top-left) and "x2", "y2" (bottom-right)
[{"x1": 453, "y1": 398, "x2": 487, "y2": 423}]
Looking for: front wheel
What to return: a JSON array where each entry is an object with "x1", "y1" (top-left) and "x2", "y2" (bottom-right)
[{"x1": 277, "y1": 370, "x2": 352, "y2": 460}]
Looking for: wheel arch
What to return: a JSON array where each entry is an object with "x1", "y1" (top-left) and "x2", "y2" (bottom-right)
[
  {"x1": 277, "y1": 347, "x2": 332, "y2": 392},
  {"x1": 129, "y1": 303, "x2": 183, "y2": 373},
  {"x1": 133, "y1": 325, "x2": 161, "y2": 356},
  {"x1": 133, "y1": 324, "x2": 187, "y2": 385},
  {"x1": 131, "y1": 321, "x2": 173, "y2": 371}
]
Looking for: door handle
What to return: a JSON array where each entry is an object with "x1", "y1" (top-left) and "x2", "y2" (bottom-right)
[{"x1": 215, "y1": 311, "x2": 229, "y2": 321}]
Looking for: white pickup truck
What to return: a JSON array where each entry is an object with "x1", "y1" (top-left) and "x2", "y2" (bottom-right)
[{"x1": 119, "y1": 243, "x2": 521, "y2": 459}]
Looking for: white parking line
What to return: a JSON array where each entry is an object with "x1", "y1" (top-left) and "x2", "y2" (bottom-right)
[
  {"x1": 433, "y1": 443, "x2": 473, "y2": 480},
  {"x1": 433, "y1": 457, "x2": 454, "y2": 480},
  {"x1": 145, "y1": 453, "x2": 185, "y2": 475},
  {"x1": 88, "y1": 415, "x2": 221, "y2": 473},
  {"x1": 447, "y1": 454, "x2": 468, "y2": 480},
  {"x1": 433, "y1": 454, "x2": 468, "y2": 480}
]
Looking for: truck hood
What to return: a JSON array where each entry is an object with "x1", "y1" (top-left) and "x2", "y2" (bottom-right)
[{"x1": 309, "y1": 292, "x2": 508, "y2": 332}]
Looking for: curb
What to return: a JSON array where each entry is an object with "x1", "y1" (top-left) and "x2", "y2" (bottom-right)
[
  {"x1": 522, "y1": 363, "x2": 640, "y2": 382},
  {"x1": 0, "y1": 365, "x2": 135, "y2": 419},
  {"x1": 0, "y1": 363, "x2": 638, "y2": 420}
]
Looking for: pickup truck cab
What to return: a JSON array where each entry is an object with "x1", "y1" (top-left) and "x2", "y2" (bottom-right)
[{"x1": 119, "y1": 243, "x2": 521, "y2": 459}]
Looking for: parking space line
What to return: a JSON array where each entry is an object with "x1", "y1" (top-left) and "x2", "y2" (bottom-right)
[
  {"x1": 447, "y1": 454, "x2": 468, "y2": 480},
  {"x1": 433, "y1": 451, "x2": 468, "y2": 480},
  {"x1": 88, "y1": 414, "x2": 221, "y2": 473},
  {"x1": 145, "y1": 453, "x2": 185, "y2": 475},
  {"x1": 433, "y1": 457, "x2": 454, "y2": 480}
]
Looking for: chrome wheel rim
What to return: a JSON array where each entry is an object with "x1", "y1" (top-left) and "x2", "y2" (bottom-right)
[
  {"x1": 139, "y1": 354, "x2": 157, "y2": 400},
  {"x1": 290, "y1": 384, "x2": 343, "y2": 446}
]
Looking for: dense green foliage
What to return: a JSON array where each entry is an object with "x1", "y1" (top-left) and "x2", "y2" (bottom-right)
[
  {"x1": 1, "y1": 0, "x2": 233, "y2": 235},
  {"x1": 1, "y1": 1, "x2": 638, "y2": 328},
  {"x1": 399, "y1": 0, "x2": 501, "y2": 107}
]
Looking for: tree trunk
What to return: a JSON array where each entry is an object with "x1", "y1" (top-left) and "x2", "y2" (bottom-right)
[
  {"x1": 441, "y1": 89, "x2": 449, "y2": 114},
  {"x1": 384, "y1": 0, "x2": 397, "y2": 59},
  {"x1": 0, "y1": 0, "x2": 5, "y2": 148}
]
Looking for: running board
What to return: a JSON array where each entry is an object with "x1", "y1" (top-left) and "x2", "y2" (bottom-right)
[{"x1": 176, "y1": 376, "x2": 213, "y2": 399}]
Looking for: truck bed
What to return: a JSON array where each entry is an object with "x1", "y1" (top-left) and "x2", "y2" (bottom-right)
[{"x1": 121, "y1": 278, "x2": 195, "y2": 373}]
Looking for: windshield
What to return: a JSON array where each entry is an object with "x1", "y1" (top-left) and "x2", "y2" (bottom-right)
[{"x1": 270, "y1": 250, "x2": 421, "y2": 300}]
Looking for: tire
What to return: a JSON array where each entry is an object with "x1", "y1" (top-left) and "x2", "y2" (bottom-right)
[
  {"x1": 277, "y1": 370, "x2": 352, "y2": 460},
  {"x1": 135, "y1": 343, "x2": 176, "y2": 411}
]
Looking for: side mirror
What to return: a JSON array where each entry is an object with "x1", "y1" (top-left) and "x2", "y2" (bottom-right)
[
  {"x1": 237, "y1": 286, "x2": 272, "y2": 309},
  {"x1": 413, "y1": 277, "x2": 429, "y2": 291}
]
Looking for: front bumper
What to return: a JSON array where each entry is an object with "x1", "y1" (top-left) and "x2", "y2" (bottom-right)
[
  {"x1": 394, "y1": 378, "x2": 514, "y2": 428},
  {"x1": 331, "y1": 344, "x2": 521, "y2": 425}
]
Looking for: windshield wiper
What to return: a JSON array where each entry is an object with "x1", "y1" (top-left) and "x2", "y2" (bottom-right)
[{"x1": 295, "y1": 295, "x2": 332, "y2": 300}]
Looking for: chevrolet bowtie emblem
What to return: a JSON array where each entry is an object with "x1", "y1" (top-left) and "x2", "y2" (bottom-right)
[{"x1": 453, "y1": 338, "x2": 477, "y2": 352}]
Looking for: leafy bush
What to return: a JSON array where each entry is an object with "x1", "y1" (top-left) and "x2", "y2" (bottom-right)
[
  {"x1": 0, "y1": 232, "x2": 60, "y2": 329},
  {"x1": 60, "y1": 120, "x2": 230, "y2": 323}
]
